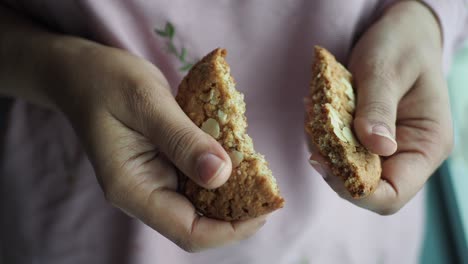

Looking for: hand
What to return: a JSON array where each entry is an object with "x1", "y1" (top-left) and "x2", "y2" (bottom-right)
[
  {"x1": 309, "y1": 1, "x2": 453, "y2": 214},
  {"x1": 0, "y1": 6, "x2": 266, "y2": 251},
  {"x1": 51, "y1": 42, "x2": 267, "y2": 251}
]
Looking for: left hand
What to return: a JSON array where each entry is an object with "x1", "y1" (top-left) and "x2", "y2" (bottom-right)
[{"x1": 309, "y1": 1, "x2": 453, "y2": 214}]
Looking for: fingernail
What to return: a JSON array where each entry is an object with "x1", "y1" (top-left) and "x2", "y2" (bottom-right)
[
  {"x1": 196, "y1": 153, "x2": 225, "y2": 184},
  {"x1": 309, "y1": 159, "x2": 327, "y2": 179},
  {"x1": 372, "y1": 124, "x2": 397, "y2": 145}
]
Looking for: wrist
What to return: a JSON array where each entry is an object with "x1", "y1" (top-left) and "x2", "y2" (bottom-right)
[
  {"x1": 0, "y1": 6, "x2": 105, "y2": 111},
  {"x1": 43, "y1": 36, "x2": 105, "y2": 113}
]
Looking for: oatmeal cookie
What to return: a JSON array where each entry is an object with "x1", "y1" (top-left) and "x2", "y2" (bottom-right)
[
  {"x1": 305, "y1": 46, "x2": 381, "y2": 198},
  {"x1": 176, "y1": 48, "x2": 284, "y2": 220}
]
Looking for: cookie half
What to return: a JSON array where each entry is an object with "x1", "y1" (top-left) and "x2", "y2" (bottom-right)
[
  {"x1": 305, "y1": 46, "x2": 381, "y2": 198},
  {"x1": 176, "y1": 48, "x2": 284, "y2": 221}
]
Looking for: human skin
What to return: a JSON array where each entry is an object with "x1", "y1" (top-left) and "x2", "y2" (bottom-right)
[
  {"x1": 0, "y1": 6, "x2": 266, "y2": 252},
  {"x1": 309, "y1": 1, "x2": 453, "y2": 215},
  {"x1": 0, "y1": 0, "x2": 452, "y2": 252}
]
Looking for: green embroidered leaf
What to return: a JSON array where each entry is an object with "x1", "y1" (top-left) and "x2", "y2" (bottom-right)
[
  {"x1": 179, "y1": 47, "x2": 187, "y2": 61},
  {"x1": 167, "y1": 42, "x2": 177, "y2": 55},
  {"x1": 154, "y1": 28, "x2": 167, "y2": 37},
  {"x1": 155, "y1": 21, "x2": 194, "y2": 72},
  {"x1": 166, "y1": 22, "x2": 175, "y2": 40},
  {"x1": 179, "y1": 63, "x2": 194, "y2": 72}
]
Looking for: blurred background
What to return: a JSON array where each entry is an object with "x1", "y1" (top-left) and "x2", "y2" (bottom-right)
[{"x1": 420, "y1": 43, "x2": 468, "y2": 263}]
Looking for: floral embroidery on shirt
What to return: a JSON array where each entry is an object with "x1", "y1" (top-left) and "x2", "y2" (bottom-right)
[{"x1": 154, "y1": 22, "x2": 196, "y2": 72}]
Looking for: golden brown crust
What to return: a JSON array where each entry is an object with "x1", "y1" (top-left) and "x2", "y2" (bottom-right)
[
  {"x1": 176, "y1": 48, "x2": 284, "y2": 220},
  {"x1": 306, "y1": 46, "x2": 381, "y2": 198}
]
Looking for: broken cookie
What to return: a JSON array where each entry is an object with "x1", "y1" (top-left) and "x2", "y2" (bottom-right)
[
  {"x1": 305, "y1": 46, "x2": 382, "y2": 198},
  {"x1": 176, "y1": 48, "x2": 284, "y2": 221}
]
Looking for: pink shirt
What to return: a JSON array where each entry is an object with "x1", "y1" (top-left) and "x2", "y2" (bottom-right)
[{"x1": 0, "y1": 1, "x2": 466, "y2": 263}]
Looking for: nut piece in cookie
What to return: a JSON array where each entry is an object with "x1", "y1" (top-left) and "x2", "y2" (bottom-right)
[
  {"x1": 305, "y1": 46, "x2": 382, "y2": 198},
  {"x1": 176, "y1": 48, "x2": 285, "y2": 221}
]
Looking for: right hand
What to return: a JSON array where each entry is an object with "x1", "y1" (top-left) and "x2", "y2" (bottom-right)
[{"x1": 48, "y1": 41, "x2": 267, "y2": 252}]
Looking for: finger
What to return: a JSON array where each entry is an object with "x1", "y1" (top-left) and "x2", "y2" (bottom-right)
[
  {"x1": 354, "y1": 152, "x2": 429, "y2": 215},
  {"x1": 308, "y1": 152, "x2": 353, "y2": 200},
  {"x1": 323, "y1": 69, "x2": 450, "y2": 214},
  {"x1": 155, "y1": 108, "x2": 232, "y2": 189},
  {"x1": 309, "y1": 150, "x2": 416, "y2": 214},
  {"x1": 115, "y1": 77, "x2": 231, "y2": 189},
  {"x1": 362, "y1": 70, "x2": 452, "y2": 214},
  {"x1": 137, "y1": 186, "x2": 268, "y2": 252},
  {"x1": 107, "y1": 149, "x2": 267, "y2": 252},
  {"x1": 348, "y1": 7, "x2": 422, "y2": 156},
  {"x1": 307, "y1": 147, "x2": 329, "y2": 179},
  {"x1": 94, "y1": 115, "x2": 267, "y2": 251}
]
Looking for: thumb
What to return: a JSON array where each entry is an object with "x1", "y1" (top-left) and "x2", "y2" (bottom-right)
[
  {"x1": 351, "y1": 60, "x2": 400, "y2": 156},
  {"x1": 160, "y1": 116, "x2": 232, "y2": 189},
  {"x1": 348, "y1": 16, "x2": 421, "y2": 156},
  {"x1": 155, "y1": 100, "x2": 232, "y2": 189},
  {"x1": 124, "y1": 86, "x2": 232, "y2": 189}
]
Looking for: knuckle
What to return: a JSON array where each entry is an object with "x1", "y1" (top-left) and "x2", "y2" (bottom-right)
[
  {"x1": 122, "y1": 80, "x2": 151, "y2": 111},
  {"x1": 360, "y1": 101, "x2": 394, "y2": 122},
  {"x1": 118, "y1": 75, "x2": 172, "y2": 130},
  {"x1": 164, "y1": 125, "x2": 199, "y2": 163},
  {"x1": 120, "y1": 79, "x2": 155, "y2": 123},
  {"x1": 121, "y1": 72, "x2": 171, "y2": 108}
]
